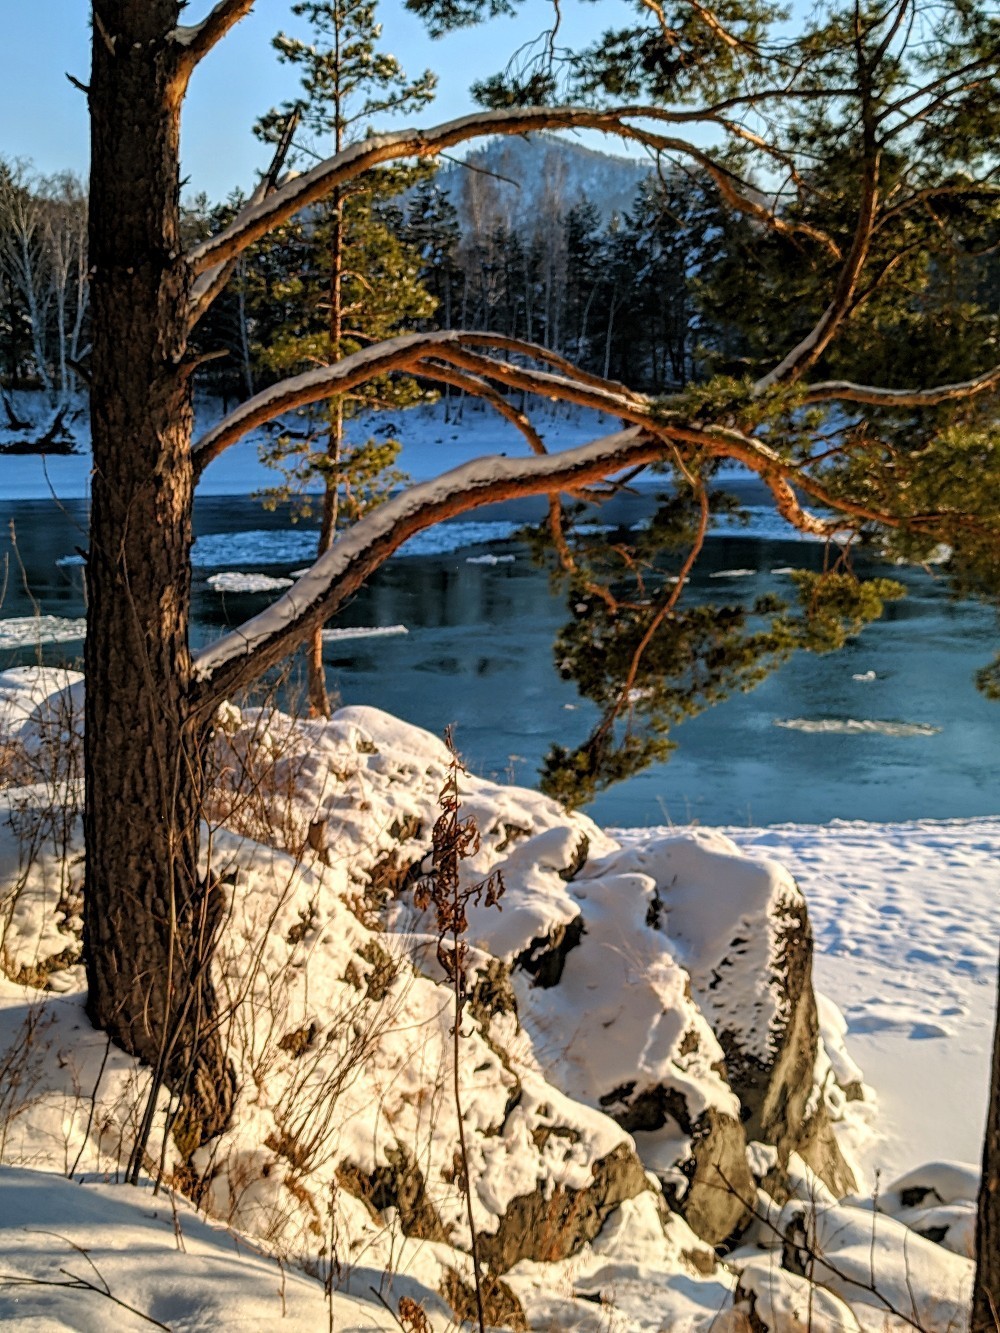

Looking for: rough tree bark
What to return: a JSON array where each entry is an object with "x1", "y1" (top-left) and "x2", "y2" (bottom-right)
[{"x1": 84, "y1": 0, "x2": 233, "y2": 1146}]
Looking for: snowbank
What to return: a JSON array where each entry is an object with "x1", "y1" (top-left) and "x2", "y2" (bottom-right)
[{"x1": 0, "y1": 669, "x2": 990, "y2": 1331}]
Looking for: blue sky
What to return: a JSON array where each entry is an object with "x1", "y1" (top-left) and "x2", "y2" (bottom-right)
[{"x1": 0, "y1": 1, "x2": 624, "y2": 201}]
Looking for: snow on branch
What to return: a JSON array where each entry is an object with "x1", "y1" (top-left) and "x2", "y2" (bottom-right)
[
  {"x1": 191, "y1": 325, "x2": 871, "y2": 541},
  {"x1": 192, "y1": 396, "x2": 893, "y2": 707},
  {"x1": 191, "y1": 329, "x2": 641, "y2": 474},
  {"x1": 189, "y1": 313, "x2": 967, "y2": 704},
  {"x1": 191, "y1": 429, "x2": 668, "y2": 704},
  {"x1": 802, "y1": 363, "x2": 1000, "y2": 408},
  {"x1": 189, "y1": 109, "x2": 300, "y2": 331},
  {"x1": 415, "y1": 347, "x2": 907, "y2": 536},
  {"x1": 185, "y1": 104, "x2": 808, "y2": 284},
  {"x1": 191, "y1": 332, "x2": 454, "y2": 473},
  {"x1": 171, "y1": 1, "x2": 256, "y2": 76}
]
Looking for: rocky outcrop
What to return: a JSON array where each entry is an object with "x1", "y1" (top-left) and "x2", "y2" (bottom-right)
[
  {"x1": 585, "y1": 832, "x2": 857, "y2": 1201},
  {"x1": 609, "y1": 1082, "x2": 754, "y2": 1244},
  {"x1": 478, "y1": 1142, "x2": 651, "y2": 1272}
]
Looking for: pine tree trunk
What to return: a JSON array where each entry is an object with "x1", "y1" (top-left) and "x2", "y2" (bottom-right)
[
  {"x1": 84, "y1": 1, "x2": 234, "y2": 1150},
  {"x1": 307, "y1": 180, "x2": 346, "y2": 720},
  {"x1": 307, "y1": 479, "x2": 338, "y2": 720},
  {"x1": 973, "y1": 956, "x2": 1000, "y2": 1330}
]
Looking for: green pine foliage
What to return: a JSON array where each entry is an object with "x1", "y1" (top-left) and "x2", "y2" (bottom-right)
[
  {"x1": 185, "y1": 0, "x2": 999, "y2": 784},
  {"x1": 536, "y1": 481, "x2": 905, "y2": 809},
  {"x1": 253, "y1": 0, "x2": 438, "y2": 531},
  {"x1": 254, "y1": 190, "x2": 436, "y2": 523}
]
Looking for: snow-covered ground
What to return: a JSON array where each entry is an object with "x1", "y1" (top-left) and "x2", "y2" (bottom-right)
[
  {"x1": 730, "y1": 819, "x2": 999, "y2": 1185},
  {"x1": 0, "y1": 393, "x2": 995, "y2": 1326},
  {"x1": 1, "y1": 394, "x2": 760, "y2": 515},
  {"x1": 0, "y1": 671, "x2": 993, "y2": 1330},
  {"x1": 0, "y1": 394, "x2": 625, "y2": 500}
]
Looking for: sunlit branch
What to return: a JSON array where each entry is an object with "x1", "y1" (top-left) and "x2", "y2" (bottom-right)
[
  {"x1": 191, "y1": 429, "x2": 669, "y2": 706},
  {"x1": 413, "y1": 359, "x2": 595, "y2": 565},
  {"x1": 415, "y1": 359, "x2": 548, "y2": 455},
  {"x1": 802, "y1": 364, "x2": 1000, "y2": 407},
  {"x1": 171, "y1": 0, "x2": 256, "y2": 86},
  {"x1": 400, "y1": 345, "x2": 871, "y2": 535},
  {"x1": 185, "y1": 102, "x2": 838, "y2": 285},
  {"x1": 191, "y1": 329, "x2": 645, "y2": 476},
  {"x1": 189, "y1": 110, "x2": 300, "y2": 331},
  {"x1": 877, "y1": 50, "x2": 1000, "y2": 137},
  {"x1": 192, "y1": 334, "x2": 435, "y2": 474},
  {"x1": 874, "y1": 179, "x2": 1000, "y2": 234},
  {"x1": 457, "y1": 332, "x2": 640, "y2": 399},
  {"x1": 627, "y1": 126, "x2": 842, "y2": 260},
  {"x1": 193, "y1": 323, "x2": 964, "y2": 556}
]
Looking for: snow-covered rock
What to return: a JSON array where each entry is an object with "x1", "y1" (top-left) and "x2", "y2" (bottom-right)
[
  {"x1": 772, "y1": 1197, "x2": 974, "y2": 1331},
  {"x1": 734, "y1": 1257, "x2": 862, "y2": 1332},
  {"x1": 0, "y1": 675, "x2": 984, "y2": 1333},
  {"x1": 877, "y1": 1161, "x2": 979, "y2": 1258},
  {"x1": 592, "y1": 831, "x2": 858, "y2": 1199}
]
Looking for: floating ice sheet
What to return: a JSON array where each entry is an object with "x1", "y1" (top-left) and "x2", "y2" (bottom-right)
[
  {"x1": 207, "y1": 572, "x2": 294, "y2": 593},
  {"x1": 321, "y1": 624, "x2": 408, "y2": 642},
  {"x1": 774, "y1": 716, "x2": 940, "y2": 737},
  {"x1": 0, "y1": 616, "x2": 87, "y2": 650}
]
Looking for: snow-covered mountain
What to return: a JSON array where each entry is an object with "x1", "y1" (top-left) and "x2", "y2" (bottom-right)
[{"x1": 440, "y1": 133, "x2": 650, "y2": 231}]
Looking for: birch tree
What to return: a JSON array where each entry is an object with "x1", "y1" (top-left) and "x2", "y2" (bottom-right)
[
  {"x1": 0, "y1": 166, "x2": 89, "y2": 412},
  {"x1": 0, "y1": 164, "x2": 52, "y2": 398},
  {"x1": 80, "y1": 0, "x2": 999, "y2": 1310}
]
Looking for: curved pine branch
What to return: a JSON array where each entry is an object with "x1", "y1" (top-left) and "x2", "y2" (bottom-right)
[
  {"x1": 171, "y1": 1, "x2": 256, "y2": 87},
  {"x1": 185, "y1": 103, "x2": 839, "y2": 301},
  {"x1": 801, "y1": 364, "x2": 1000, "y2": 407},
  {"x1": 190, "y1": 429, "x2": 666, "y2": 706}
]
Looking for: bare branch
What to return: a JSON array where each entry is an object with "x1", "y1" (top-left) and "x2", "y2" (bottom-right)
[
  {"x1": 185, "y1": 103, "x2": 829, "y2": 280},
  {"x1": 874, "y1": 179, "x2": 1000, "y2": 234},
  {"x1": 189, "y1": 109, "x2": 300, "y2": 330},
  {"x1": 414, "y1": 360, "x2": 548, "y2": 455},
  {"x1": 171, "y1": 1, "x2": 256, "y2": 84},
  {"x1": 588, "y1": 475, "x2": 713, "y2": 752},
  {"x1": 191, "y1": 329, "x2": 644, "y2": 476},
  {"x1": 753, "y1": 149, "x2": 879, "y2": 391},
  {"x1": 802, "y1": 363, "x2": 1000, "y2": 407},
  {"x1": 629, "y1": 125, "x2": 842, "y2": 260},
  {"x1": 191, "y1": 429, "x2": 669, "y2": 705}
]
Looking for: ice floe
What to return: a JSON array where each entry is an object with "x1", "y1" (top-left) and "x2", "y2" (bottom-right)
[
  {"x1": 0, "y1": 616, "x2": 87, "y2": 650},
  {"x1": 207, "y1": 571, "x2": 295, "y2": 593},
  {"x1": 774, "y1": 717, "x2": 940, "y2": 737}
]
